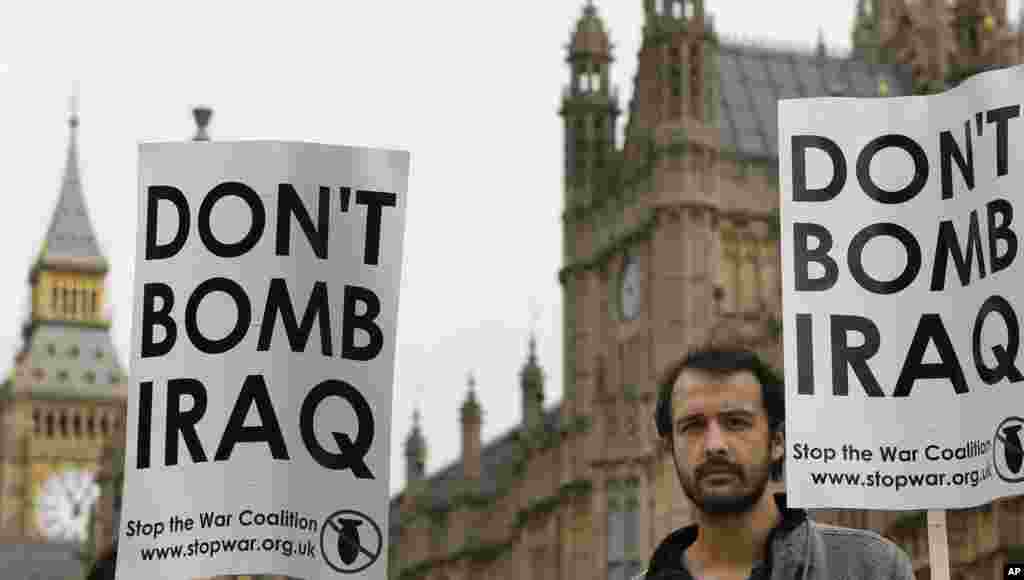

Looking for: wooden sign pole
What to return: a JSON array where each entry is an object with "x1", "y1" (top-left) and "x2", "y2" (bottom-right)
[{"x1": 927, "y1": 509, "x2": 951, "y2": 580}]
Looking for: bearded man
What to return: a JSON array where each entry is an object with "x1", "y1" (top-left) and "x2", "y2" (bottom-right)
[{"x1": 638, "y1": 346, "x2": 914, "y2": 580}]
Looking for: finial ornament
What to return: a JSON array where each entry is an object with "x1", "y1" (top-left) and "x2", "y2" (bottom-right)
[
  {"x1": 192, "y1": 106, "x2": 213, "y2": 141},
  {"x1": 69, "y1": 81, "x2": 80, "y2": 129}
]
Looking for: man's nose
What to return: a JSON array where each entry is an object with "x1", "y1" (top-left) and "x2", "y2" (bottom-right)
[{"x1": 703, "y1": 419, "x2": 728, "y2": 457}]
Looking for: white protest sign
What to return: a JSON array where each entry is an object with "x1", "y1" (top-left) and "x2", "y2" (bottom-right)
[
  {"x1": 116, "y1": 142, "x2": 409, "y2": 579},
  {"x1": 778, "y1": 65, "x2": 1024, "y2": 510}
]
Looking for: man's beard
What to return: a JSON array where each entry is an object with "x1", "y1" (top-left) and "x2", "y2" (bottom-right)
[{"x1": 675, "y1": 451, "x2": 772, "y2": 516}]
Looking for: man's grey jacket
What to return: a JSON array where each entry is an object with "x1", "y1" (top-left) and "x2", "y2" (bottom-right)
[{"x1": 638, "y1": 494, "x2": 915, "y2": 580}]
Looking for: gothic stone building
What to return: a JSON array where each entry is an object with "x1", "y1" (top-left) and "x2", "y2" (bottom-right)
[{"x1": 389, "y1": 2, "x2": 1024, "y2": 580}]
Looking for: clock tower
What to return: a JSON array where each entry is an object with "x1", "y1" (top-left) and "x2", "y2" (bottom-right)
[{"x1": 0, "y1": 103, "x2": 127, "y2": 543}]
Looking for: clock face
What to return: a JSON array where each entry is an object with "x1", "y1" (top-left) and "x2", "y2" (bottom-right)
[
  {"x1": 620, "y1": 254, "x2": 642, "y2": 321},
  {"x1": 36, "y1": 468, "x2": 100, "y2": 542}
]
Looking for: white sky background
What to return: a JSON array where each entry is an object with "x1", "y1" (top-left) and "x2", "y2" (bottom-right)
[{"x1": 0, "y1": 1, "x2": 1020, "y2": 497}]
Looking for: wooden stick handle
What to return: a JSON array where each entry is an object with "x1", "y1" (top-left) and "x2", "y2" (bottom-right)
[{"x1": 927, "y1": 509, "x2": 951, "y2": 580}]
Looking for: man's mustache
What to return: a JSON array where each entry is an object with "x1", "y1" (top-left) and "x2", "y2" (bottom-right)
[{"x1": 695, "y1": 460, "x2": 742, "y2": 480}]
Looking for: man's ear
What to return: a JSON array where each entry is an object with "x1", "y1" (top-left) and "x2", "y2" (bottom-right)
[{"x1": 771, "y1": 428, "x2": 785, "y2": 462}]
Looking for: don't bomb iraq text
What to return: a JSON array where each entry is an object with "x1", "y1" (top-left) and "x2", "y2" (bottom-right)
[
  {"x1": 789, "y1": 104, "x2": 1024, "y2": 398},
  {"x1": 135, "y1": 181, "x2": 397, "y2": 477}
]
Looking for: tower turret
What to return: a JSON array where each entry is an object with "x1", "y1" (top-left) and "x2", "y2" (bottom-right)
[
  {"x1": 560, "y1": 1, "x2": 620, "y2": 209},
  {"x1": 636, "y1": 0, "x2": 717, "y2": 126},
  {"x1": 460, "y1": 373, "x2": 482, "y2": 483},
  {"x1": 520, "y1": 334, "x2": 545, "y2": 435},
  {"x1": 404, "y1": 409, "x2": 427, "y2": 485}
]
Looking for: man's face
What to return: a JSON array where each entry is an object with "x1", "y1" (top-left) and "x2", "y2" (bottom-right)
[{"x1": 669, "y1": 368, "x2": 781, "y2": 516}]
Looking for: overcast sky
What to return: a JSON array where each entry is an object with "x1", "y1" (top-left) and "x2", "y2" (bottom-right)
[{"x1": 1, "y1": 1, "x2": 1020, "y2": 496}]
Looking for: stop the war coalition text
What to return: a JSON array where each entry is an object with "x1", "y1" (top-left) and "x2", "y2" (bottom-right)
[{"x1": 792, "y1": 440, "x2": 991, "y2": 464}]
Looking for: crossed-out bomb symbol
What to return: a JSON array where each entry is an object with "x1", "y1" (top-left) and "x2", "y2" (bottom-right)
[{"x1": 329, "y1": 516, "x2": 370, "y2": 565}]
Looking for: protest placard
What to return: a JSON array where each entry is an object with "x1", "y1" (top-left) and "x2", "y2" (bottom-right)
[
  {"x1": 115, "y1": 142, "x2": 409, "y2": 580},
  {"x1": 779, "y1": 65, "x2": 1024, "y2": 511}
]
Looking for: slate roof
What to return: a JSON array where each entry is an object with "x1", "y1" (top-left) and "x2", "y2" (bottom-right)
[
  {"x1": 388, "y1": 406, "x2": 562, "y2": 540},
  {"x1": 37, "y1": 114, "x2": 107, "y2": 272},
  {"x1": 0, "y1": 542, "x2": 84, "y2": 580},
  {"x1": 16, "y1": 323, "x2": 124, "y2": 400},
  {"x1": 715, "y1": 42, "x2": 915, "y2": 160}
]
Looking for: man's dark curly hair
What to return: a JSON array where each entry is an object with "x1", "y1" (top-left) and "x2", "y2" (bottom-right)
[{"x1": 654, "y1": 346, "x2": 785, "y2": 480}]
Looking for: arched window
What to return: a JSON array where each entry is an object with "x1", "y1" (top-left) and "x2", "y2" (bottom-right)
[
  {"x1": 46, "y1": 412, "x2": 54, "y2": 438},
  {"x1": 87, "y1": 414, "x2": 95, "y2": 437},
  {"x1": 100, "y1": 415, "x2": 109, "y2": 436},
  {"x1": 73, "y1": 413, "x2": 82, "y2": 437},
  {"x1": 59, "y1": 411, "x2": 68, "y2": 438},
  {"x1": 33, "y1": 409, "x2": 40, "y2": 434}
]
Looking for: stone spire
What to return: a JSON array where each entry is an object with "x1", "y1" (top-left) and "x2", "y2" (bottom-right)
[
  {"x1": 35, "y1": 94, "x2": 107, "y2": 275},
  {"x1": 461, "y1": 372, "x2": 482, "y2": 423},
  {"x1": 520, "y1": 334, "x2": 545, "y2": 434},
  {"x1": 460, "y1": 372, "x2": 482, "y2": 482},
  {"x1": 404, "y1": 409, "x2": 426, "y2": 484}
]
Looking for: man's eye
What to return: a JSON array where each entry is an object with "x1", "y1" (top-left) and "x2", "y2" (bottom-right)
[
  {"x1": 725, "y1": 417, "x2": 751, "y2": 429},
  {"x1": 677, "y1": 421, "x2": 703, "y2": 434}
]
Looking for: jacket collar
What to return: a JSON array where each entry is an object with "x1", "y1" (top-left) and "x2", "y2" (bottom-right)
[{"x1": 646, "y1": 493, "x2": 809, "y2": 578}]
